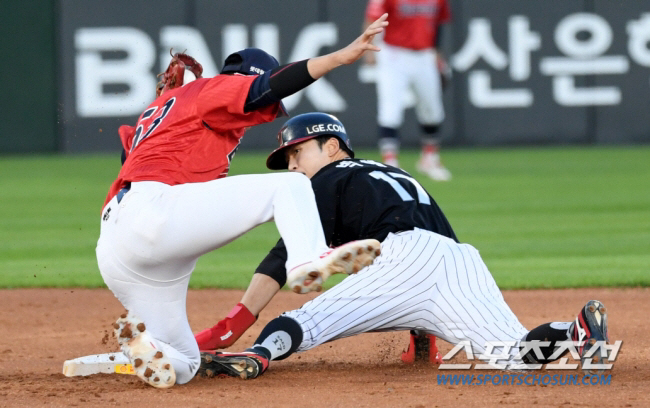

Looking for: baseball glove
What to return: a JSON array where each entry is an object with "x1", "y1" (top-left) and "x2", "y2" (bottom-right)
[{"x1": 156, "y1": 50, "x2": 204, "y2": 97}]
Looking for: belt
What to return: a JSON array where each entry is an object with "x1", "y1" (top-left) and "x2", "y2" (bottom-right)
[{"x1": 116, "y1": 185, "x2": 131, "y2": 203}]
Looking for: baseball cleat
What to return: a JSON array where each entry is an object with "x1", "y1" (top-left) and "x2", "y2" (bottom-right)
[
  {"x1": 416, "y1": 158, "x2": 452, "y2": 181},
  {"x1": 287, "y1": 239, "x2": 382, "y2": 294},
  {"x1": 401, "y1": 330, "x2": 443, "y2": 364},
  {"x1": 198, "y1": 351, "x2": 269, "y2": 380},
  {"x1": 570, "y1": 300, "x2": 609, "y2": 375},
  {"x1": 114, "y1": 311, "x2": 176, "y2": 388}
]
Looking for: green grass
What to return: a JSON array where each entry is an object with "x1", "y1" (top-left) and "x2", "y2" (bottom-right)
[{"x1": 1, "y1": 146, "x2": 648, "y2": 289}]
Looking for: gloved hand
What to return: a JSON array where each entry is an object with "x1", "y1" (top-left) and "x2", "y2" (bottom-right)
[
  {"x1": 156, "y1": 51, "x2": 203, "y2": 97},
  {"x1": 195, "y1": 303, "x2": 257, "y2": 350}
]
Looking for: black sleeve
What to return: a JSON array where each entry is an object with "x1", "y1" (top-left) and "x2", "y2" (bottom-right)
[
  {"x1": 268, "y1": 59, "x2": 315, "y2": 99},
  {"x1": 244, "y1": 59, "x2": 315, "y2": 112},
  {"x1": 254, "y1": 238, "x2": 288, "y2": 287}
]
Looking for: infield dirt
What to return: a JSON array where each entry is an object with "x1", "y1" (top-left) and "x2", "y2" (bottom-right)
[{"x1": 1, "y1": 288, "x2": 648, "y2": 407}]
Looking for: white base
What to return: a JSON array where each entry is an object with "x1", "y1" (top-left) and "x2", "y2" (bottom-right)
[{"x1": 62, "y1": 352, "x2": 134, "y2": 377}]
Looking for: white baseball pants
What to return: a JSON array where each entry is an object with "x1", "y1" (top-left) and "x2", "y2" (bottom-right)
[
  {"x1": 376, "y1": 43, "x2": 445, "y2": 128},
  {"x1": 285, "y1": 229, "x2": 529, "y2": 358},
  {"x1": 96, "y1": 175, "x2": 329, "y2": 384}
]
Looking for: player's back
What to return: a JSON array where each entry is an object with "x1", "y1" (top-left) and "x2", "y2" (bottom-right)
[
  {"x1": 310, "y1": 158, "x2": 457, "y2": 246},
  {"x1": 104, "y1": 74, "x2": 280, "y2": 207},
  {"x1": 120, "y1": 77, "x2": 247, "y2": 186}
]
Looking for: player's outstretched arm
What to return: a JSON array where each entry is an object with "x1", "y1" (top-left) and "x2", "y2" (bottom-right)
[
  {"x1": 244, "y1": 15, "x2": 387, "y2": 113},
  {"x1": 194, "y1": 274, "x2": 281, "y2": 350},
  {"x1": 307, "y1": 13, "x2": 388, "y2": 79},
  {"x1": 240, "y1": 273, "x2": 282, "y2": 316}
]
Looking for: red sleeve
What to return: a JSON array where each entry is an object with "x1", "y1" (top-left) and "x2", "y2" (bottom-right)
[
  {"x1": 439, "y1": 0, "x2": 452, "y2": 24},
  {"x1": 197, "y1": 75, "x2": 281, "y2": 131},
  {"x1": 118, "y1": 125, "x2": 135, "y2": 157},
  {"x1": 365, "y1": 0, "x2": 387, "y2": 21}
]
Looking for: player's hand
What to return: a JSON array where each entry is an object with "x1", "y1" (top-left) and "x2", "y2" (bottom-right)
[{"x1": 336, "y1": 13, "x2": 388, "y2": 65}]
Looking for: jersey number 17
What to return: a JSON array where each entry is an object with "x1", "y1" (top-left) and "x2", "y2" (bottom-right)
[{"x1": 369, "y1": 171, "x2": 431, "y2": 205}]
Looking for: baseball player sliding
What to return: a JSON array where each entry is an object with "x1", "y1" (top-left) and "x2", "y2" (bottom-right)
[
  {"x1": 196, "y1": 113, "x2": 611, "y2": 379},
  {"x1": 96, "y1": 15, "x2": 389, "y2": 388}
]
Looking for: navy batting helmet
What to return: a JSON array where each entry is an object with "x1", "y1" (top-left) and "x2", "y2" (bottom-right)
[
  {"x1": 266, "y1": 112, "x2": 354, "y2": 170},
  {"x1": 221, "y1": 48, "x2": 280, "y2": 76}
]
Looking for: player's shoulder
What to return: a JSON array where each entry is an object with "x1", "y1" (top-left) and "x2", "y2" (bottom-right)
[
  {"x1": 206, "y1": 74, "x2": 255, "y2": 87},
  {"x1": 197, "y1": 74, "x2": 256, "y2": 99}
]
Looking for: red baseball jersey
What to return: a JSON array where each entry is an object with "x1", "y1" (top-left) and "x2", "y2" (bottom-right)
[
  {"x1": 104, "y1": 74, "x2": 282, "y2": 207},
  {"x1": 366, "y1": 0, "x2": 451, "y2": 50}
]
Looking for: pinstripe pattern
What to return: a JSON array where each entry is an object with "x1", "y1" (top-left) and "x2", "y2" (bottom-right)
[{"x1": 284, "y1": 228, "x2": 529, "y2": 357}]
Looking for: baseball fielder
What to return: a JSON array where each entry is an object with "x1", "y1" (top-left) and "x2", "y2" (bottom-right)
[
  {"x1": 96, "y1": 15, "x2": 389, "y2": 389},
  {"x1": 197, "y1": 113, "x2": 611, "y2": 379},
  {"x1": 364, "y1": 0, "x2": 453, "y2": 180}
]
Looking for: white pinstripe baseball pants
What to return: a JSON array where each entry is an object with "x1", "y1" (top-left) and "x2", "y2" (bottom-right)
[{"x1": 284, "y1": 228, "x2": 529, "y2": 358}]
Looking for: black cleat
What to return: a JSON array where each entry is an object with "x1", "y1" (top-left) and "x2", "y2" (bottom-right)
[
  {"x1": 198, "y1": 351, "x2": 269, "y2": 380},
  {"x1": 570, "y1": 300, "x2": 610, "y2": 375}
]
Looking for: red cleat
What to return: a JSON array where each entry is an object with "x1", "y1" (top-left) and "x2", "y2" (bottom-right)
[{"x1": 401, "y1": 330, "x2": 442, "y2": 364}]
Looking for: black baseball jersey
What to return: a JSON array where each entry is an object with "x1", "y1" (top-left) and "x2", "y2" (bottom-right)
[{"x1": 256, "y1": 158, "x2": 458, "y2": 285}]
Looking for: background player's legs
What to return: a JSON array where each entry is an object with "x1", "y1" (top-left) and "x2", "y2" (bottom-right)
[
  {"x1": 376, "y1": 44, "x2": 408, "y2": 166},
  {"x1": 411, "y1": 51, "x2": 451, "y2": 181},
  {"x1": 418, "y1": 126, "x2": 451, "y2": 181},
  {"x1": 378, "y1": 127, "x2": 400, "y2": 168},
  {"x1": 411, "y1": 51, "x2": 445, "y2": 126}
]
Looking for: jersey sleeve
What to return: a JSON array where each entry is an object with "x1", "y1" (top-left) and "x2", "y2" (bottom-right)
[
  {"x1": 255, "y1": 238, "x2": 288, "y2": 287},
  {"x1": 118, "y1": 125, "x2": 136, "y2": 160},
  {"x1": 365, "y1": 0, "x2": 388, "y2": 20},
  {"x1": 197, "y1": 75, "x2": 282, "y2": 131}
]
